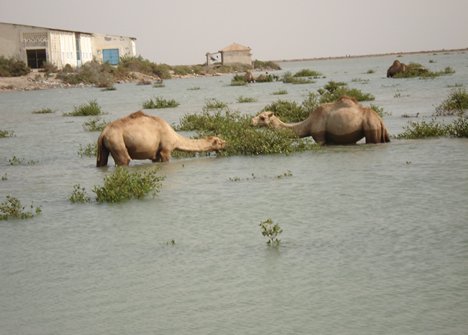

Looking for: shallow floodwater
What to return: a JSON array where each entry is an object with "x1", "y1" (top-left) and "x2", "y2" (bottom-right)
[{"x1": 1, "y1": 52, "x2": 467, "y2": 334}]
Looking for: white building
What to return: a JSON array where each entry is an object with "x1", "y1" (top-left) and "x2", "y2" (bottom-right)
[{"x1": 0, "y1": 22, "x2": 136, "y2": 69}]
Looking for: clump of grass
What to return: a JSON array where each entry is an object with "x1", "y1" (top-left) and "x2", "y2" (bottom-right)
[
  {"x1": 32, "y1": 108, "x2": 54, "y2": 114},
  {"x1": 69, "y1": 184, "x2": 91, "y2": 203},
  {"x1": 293, "y1": 69, "x2": 322, "y2": 78},
  {"x1": 369, "y1": 104, "x2": 390, "y2": 117},
  {"x1": 187, "y1": 86, "x2": 200, "y2": 91},
  {"x1": 231, "y1": 74, "x2": 248, "y2": 86},
  {"x1": 272, "y1": 89, "x2": 288, "y2": 95},
  {"x1": 237, "y1": 96, "x2": 257, "y2": 103},
  {"x1": 203, "y1": 98, "x2": 227, "y2": 111},
  {"x1": 435, "y1": 88, "x2": 468, "y2": 116},
  {"x1": 83, "y1": 117, "x2": 108, "y2": 132},
  {"x1": 317, "y1": 81, "x2": 375, "y2": 103},
  {"x1": 77, "y1": 143, "x2": 97, "y2": 158},
  {"x1": 65, "y1": 100, "x2": 103, "y2": 116},
  {"x1": 0, "y1": 195, "x2": 41, "y2": 220},
  {"x1": 0, "y1": 129, "x2": 15, "y2": 138},
  {"x1": 446, "y1": 117, "x2": 468, "y2": 137},
  {"x1": 8, "y1": 156, "x2": 37, "y2": 166},
  {"x1": 143, "y1": 97, "x2": 180, "y2": 109},
  {"x1": 366, "y1": 69, "x2": 375, "y2": 74},
  {"x1": 259, "y1": 218, "x2": 282, "y2": 247},
  {"x1": 92, "y1": 167, "x2": 164, "y2": 203},
  {"x1": 282, "y1": 71, "x2": 315, "y2": 84},
  {"x1": 255, "y1": 73, "x2": 278, "y2": 83},
  {"x1": 397, "y1": 117, "x2": 468, "y2": 139}
]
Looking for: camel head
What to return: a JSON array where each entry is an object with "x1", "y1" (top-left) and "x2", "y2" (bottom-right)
[
  {"x1": 251, "y1": 111, "x2": 276, "y2": 127},
  {"x1": 207, "y1": 136, "x2": 226, "y2": 151}
]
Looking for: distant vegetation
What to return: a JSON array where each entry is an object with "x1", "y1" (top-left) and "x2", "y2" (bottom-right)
[
  {"x1": 0, "y1": 56, "x2": 30, "y2": 77},
  {"x1": 394, "y1": 62, "x2": 455, "y2": 79},
  {"x1": 317, "y1": 81, "x2": 375, "y2": 103}
]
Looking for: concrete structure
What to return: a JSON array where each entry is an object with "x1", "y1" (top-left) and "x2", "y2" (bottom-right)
[
  {"x1": 206, "y1": 43, "x2": 252, "y2": 67},
  {"x1": 0, "y1": 22, "x2": 136, "y2": 69}
]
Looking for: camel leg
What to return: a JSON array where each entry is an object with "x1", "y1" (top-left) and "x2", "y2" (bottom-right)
[
  {"x1": 107, "y1": 138, "x2": 131, "y2": 166},
  {"x1": 312, "y1": 133, "x2": 327, "y2": 145},
  {"x1": 364, "y1": 129, "x2": 381, "y2": 144},
  {"x1": 159, "y1": 148, "x2": 172, "y2": 162}
]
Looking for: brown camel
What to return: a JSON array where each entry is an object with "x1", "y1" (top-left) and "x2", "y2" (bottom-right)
[
  {"x1": 251, "y1": 96, "x2": 390, "y2": 145},
  {"x1": 387, "y1": 60, "x2": 408, "y2": 78},
  {"x1": 96, "y1": 111, "x2": 226, "y2": 166}
]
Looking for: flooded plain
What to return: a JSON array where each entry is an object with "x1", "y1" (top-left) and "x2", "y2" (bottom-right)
[{"x1": 1, "y1": 51, "x2": 467, "y2": 334}]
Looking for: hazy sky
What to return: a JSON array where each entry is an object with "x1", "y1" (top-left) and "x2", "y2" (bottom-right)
[{"x1": 1, "y1": 0, "x2": 467, "y2": 65}]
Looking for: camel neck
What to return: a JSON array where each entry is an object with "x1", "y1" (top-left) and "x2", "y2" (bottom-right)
[
  {"x1": 272, "y1": 118, "x2": 310, "y2": 137},
  {"x1": 174, "y1": 133, "x2": 212, "y2": 152}
]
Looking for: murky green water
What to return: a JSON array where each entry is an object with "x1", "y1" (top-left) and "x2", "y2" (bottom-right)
[{"x1": 1, "y1": 52, "x2": 467, "y2": 334}]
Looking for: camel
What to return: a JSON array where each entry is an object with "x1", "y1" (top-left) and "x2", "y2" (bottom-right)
[
  {"x1": 387, "y1": 60, "x2": 408, "y2": 78},
  {"x1": 251, "y1": 96, "x2": 390, "y2": 145},
  {"x1": 96, "y1": 111, "x2": 226, "y2": 166}
]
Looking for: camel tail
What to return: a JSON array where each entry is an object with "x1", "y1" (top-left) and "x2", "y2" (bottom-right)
[{"x1": 96, "y1": 134, "x2": 109, "y2": 167}]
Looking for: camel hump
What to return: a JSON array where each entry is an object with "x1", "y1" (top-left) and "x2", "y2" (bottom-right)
[
  {"x1": 129, "y1": 110, "x2": 147, "y2": 119},
  {"x1": 337, "y1": 95, "x2": 358, "y2": 105}
]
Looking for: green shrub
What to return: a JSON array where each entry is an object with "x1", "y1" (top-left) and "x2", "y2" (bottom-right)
[
  {"x1": 230, "y1": 74, "x2": 247, "y2": 86},
  {"x1": 272, "y1": 89, "x2": 288, "y2": 95},
  {"x1": 143, "y1": 97, "x2": 180, "y2": 109},
  {"x1": 259, "y1": 218, "x2": 282, "y2": 246},
  {"x1": 435, "y1": 88, "x2": 468, "y2": 116},
  {"x1": 0, "y1": 56, "x2": 30, "y2": 77},
  {"x1": 446, "y1": 116, "x2": 468, "y2": 137},
  {"x1": 397, "y1": 117, "x2": 468, "y2": 139},
  {"x1": 69, "y1": 184, "x2": 90, "y2": 203},
  {"x1": 394, "y1": 62, "x2": 455, "y2": 79},
  {"x1": 203, "y1": 98, "x2": 227, "y2": 111},
  {"x1": 253, "y1": 60, "x2": 281, "y2": 70},
  {"x1": 83, "y1": 117, "x2": 108, "y2": 132},
  {"x1": 178, "y1": 110, "x2": 318, "y2": 156},
  {"x1": 32, "y1": 108, "x2": 54, "y2": 114},
  {"x1": 77, "y1": 143, "x2": 97, "y2": 158},
  {"x1": 237, "y1": 96, "x2": 257, "y2": 103},
  {"x1": 65, "y1": 100, "x2": 103, "y2": 116},
  {"x1": 317, "y1": 81, "x2": 375, "y2": 103},
  {"x1": 261, "y1": 99, "x2": 309, "y2": 122},
  {"x1": 293, "y1": 69, "x2": 322, "y2": 78},
  {"x1": 92, "y1": 167, "x2": 164, "y2": 203},
  {"x1": 0, "y1": 195, "x2": 41, "y2": 220},
  {"x1": 282, "y1": 71, "x2": 314, "y2": 84},
  {"x1": 0, "y1": 129, "x2": 15, "y2": 138}
]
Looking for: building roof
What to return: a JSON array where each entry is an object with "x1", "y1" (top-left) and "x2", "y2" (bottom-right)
[
  {"x1": 0, "y1": 21, "x2": 137, "y2": 40},
  {"x1": 220, "y1": 43, "x2": 251, "y2": 52}
]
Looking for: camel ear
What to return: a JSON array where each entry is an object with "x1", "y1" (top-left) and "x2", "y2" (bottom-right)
[{"x1": 266, "y1": 111, "x2": 274, "y2": 117}]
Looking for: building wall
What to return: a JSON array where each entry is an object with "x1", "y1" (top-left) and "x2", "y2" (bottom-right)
[
  {"x1": 92, "y1": 33, "x2": 136, "y2": 64},
  {"x1": 0, "y1": 22, "x2": 136, "y2": 69},
  {"x1": 222, "y1": 50, "x2": 252, "y2": 66}
]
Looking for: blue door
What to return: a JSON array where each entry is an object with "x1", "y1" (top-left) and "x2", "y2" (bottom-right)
[{"x1": 102, "y1": 49, "x2": 119, "y2": 65}]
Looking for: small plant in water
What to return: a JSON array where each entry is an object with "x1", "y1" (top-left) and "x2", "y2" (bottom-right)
[
  {"x1": 259, "y1": 218, "x2": 282, "y2": 247},
  {"x1": 0, "y1": 129, "x2": 15, "y2": 138},
  {"x1": 32, "y1": 108, "x2": 54, "y2": 114},
  {"x1": 434, "y1": 88, "x2": 468, "y2": 116},
  {"x1": 0, "y1": 195, "x2": 42, "y2": 220},
  {"x1": 92, "y1": 167, "x2": 165, "y2": 203},
  {"x1": 77, "y1": 143, "x2": 97, "y2": 158},
  {"x1": 82, "y1": 117, "x2": 108, "y2": 132},
  {"x1": 69, "y1": 184, "x2": 91, "y2": 203},
  {"x1": 237, "y1": 96, "x2": 257, "y2": 103},
  {"x1": 143, "y1": 97, "x2": 179, "y2": 109},
  {"x1": 65, "y1": 100, "x2": 103, "y2": 116}
]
